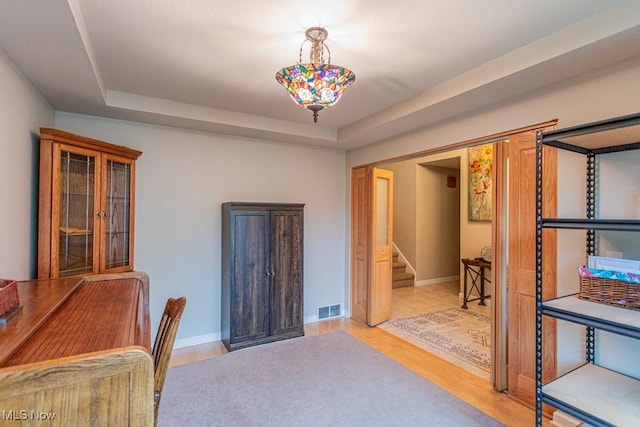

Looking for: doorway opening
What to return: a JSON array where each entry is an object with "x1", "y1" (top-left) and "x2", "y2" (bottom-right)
[
  {"x1": 349, "y1": 132, "x2": 514, "y2": 391},
  {"x1": 376, "y1": 149, "x2": 493, "y2": 381},
  {"x1": 349, "y1": 120, "x2": 558, "y2": 405}
]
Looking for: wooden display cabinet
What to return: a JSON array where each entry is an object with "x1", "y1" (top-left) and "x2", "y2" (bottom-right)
[{"x1": 37, "y1": 128, "x2": 142, "y2": 278}]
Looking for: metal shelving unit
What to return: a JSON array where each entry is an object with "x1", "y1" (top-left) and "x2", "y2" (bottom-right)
[{"x1": 534, "y1": 113, "x2": 640, "y2": 427}]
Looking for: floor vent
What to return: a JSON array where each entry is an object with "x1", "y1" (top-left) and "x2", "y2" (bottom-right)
[{"x1": 317, "y1": 304, "x2": 341, "y2": 320}]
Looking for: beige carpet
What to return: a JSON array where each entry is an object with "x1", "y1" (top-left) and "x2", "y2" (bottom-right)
[
  {"x1": 379, "y1": 307, "x2": 491, "y2": 380},
  {"x1": 159, "y1": 331, "x2": 503, "y2": 426}
]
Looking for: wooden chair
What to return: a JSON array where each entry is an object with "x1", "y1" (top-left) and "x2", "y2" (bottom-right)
[{"x1": 152, "y1": 296, "x2": 186, "y2": 426}]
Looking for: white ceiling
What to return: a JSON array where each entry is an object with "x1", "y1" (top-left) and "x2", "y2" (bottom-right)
[{"x1": 0, "y1": 0, "x2": 638, "y2": 150}]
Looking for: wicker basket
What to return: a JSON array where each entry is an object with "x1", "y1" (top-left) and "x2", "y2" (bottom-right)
[
  {"x1": 0, "y1": 279, "x2": 19, "y2": 317},
  {"x1": 578, "y1": 275, "x2": 640, "y2": 311}
]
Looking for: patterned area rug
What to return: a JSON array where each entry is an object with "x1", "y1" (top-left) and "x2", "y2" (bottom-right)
[{"x1": 379, "y1": 308, "x2": 491, "y2": 380}]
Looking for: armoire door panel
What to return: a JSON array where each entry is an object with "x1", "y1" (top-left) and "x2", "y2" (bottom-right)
[
  {"x1": 231, "y1": 212, "x2": 270, "y2": 343},
  {"x1": 270, "y1": 211, "x2": 304, "y2": 335}
]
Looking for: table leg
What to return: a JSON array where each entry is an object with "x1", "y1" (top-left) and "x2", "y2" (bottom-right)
[
  {"x1": 479, "y1": 267, "x2": 487, "y2": 306},
  {"x1": 461, "y1": 265, "x2": 469, "y2": 309}
]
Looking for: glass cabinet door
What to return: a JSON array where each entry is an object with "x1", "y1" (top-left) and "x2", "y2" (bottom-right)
[
  {"x1": 57, "y1": 148, "x2": 100, "y2": 277},
  {"x1": 102, "y1": 155, "x2": 135, "y2": 272}
]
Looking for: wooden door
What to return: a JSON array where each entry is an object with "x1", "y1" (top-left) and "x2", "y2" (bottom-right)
[
  {"x1": 270, "y1": 210, "x2": 304, "y2": 336},
  {"x1": 230, "y1": 209, "x2": 270, "y2": 344},
  {"x1": 100, "y1": 154, "x2": 136, "y2": 273},
  {"x1": 507, "y1": 130, "x2": 557, "y2": 409},
  {"x1": 350, "y1": 166, "x2": 394, "y2": 326},
  {"x1": 369, "y1": 168, "x2": 394, "y2": 325},
  {"x1": 350, "y1": 166, "x2": 371, "y2": 323}
]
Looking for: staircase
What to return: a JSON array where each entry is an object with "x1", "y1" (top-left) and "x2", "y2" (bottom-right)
[{"x1": 392, "y1": 251, "x2": 415, "y2": 288}]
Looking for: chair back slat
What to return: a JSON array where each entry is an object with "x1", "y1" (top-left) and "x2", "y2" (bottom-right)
[{"x1": 152, "y1": 296, "x2": 186, "y2": 426}]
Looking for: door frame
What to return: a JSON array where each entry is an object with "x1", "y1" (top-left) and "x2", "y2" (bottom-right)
[{"x1": 349, "y1": 119, "x2": 557, "y2": 390}]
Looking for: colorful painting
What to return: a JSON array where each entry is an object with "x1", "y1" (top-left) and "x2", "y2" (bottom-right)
[{"x1": 468, "y1": 143, "x2": 493, "y2": 221}]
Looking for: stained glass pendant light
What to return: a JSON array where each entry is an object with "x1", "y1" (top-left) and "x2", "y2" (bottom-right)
[{"x1": 275, "y1": 27, "x2": 356, "y2": 123}]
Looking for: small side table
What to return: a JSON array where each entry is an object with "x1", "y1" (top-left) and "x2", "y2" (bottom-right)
[{"x1": 461, "y1": 258, "x2": 491, "y2": 309}]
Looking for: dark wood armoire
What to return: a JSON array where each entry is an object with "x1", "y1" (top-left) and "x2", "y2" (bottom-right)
[{"x1": 221, "y1": 202, "x2": 304, "y2": 351}]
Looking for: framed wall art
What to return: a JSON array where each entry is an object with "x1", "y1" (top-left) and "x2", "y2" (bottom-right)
[{"x1": 468, "y1": 143, "x2": 493, "y2": 221}]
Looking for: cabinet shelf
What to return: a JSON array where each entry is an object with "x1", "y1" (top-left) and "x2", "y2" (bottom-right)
[
  {"x1": 540, "y1": 218, "x2": 640, "y2": 231},
  {"x1": 542, "y1": 295, "x2": 640, "y2": 339},
  {"x1": 59, "y1": 227, "x2": 93, "y2": 236},
  {"x1": 61, "y1": 192, "x2": 95, "y2": 198},
  {"x1": 540, "y1": 112, "x2": 640, "y2": 154},
  {"x1": 542, "y1": 364, "x2": 640, "y2": 427}
]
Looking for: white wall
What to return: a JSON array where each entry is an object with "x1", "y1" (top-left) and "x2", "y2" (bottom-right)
[
  {"x1": 416, "y1": 164, "x2": 460, "y2": 282},
  {"x1": 381, "y1": 148, "x2": 491, "y2": 290},
  {"x1": 0, "y1": 49, "x2": 54, "y2": 279},
  {"x1": 556, "y1": 150, "x2": 588, "y2": 374},
  {"x1": 380, "y1": 160, "x2": 417, "y2": 266},
  {"x1": 382, "y1": 152, "x2": 465, "y2": 283},
  {"x1": 592, "y1": 150, "x2": 640, "y2": 377},
  {"x1": 54, "y1": 113, "x2": 347, "y2": 347}
]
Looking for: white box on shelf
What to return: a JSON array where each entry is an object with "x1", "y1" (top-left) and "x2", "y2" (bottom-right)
[{"x1": 588, "y1": 256, "x2": 640, "y2": 274}]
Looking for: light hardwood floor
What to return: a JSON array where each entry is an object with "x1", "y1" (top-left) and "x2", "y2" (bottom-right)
[
  {"x1": 390, "y1": 280, "x2": 490, "y2": 319},
  {"x1": 169, "y1": 284, "x2": 546, "y2": 427}
]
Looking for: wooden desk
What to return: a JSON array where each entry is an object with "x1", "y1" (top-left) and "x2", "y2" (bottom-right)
[
  {"x1": 0, "y1": 272, "x2": 153, "y2": 426},
  {"x1": 461, "y1": 258, "x2": 491, "y2": 309}
]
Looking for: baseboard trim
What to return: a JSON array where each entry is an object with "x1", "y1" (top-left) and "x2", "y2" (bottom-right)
[
  {"x1": 415, "y1": 276, "x2": 460, "y2": 286},
  {"x1": 174, "y1": 332, "x2": 221, "y2": 349},
  {"x1": 175, "y1": 315, "x2": 351, "y2": 349}
]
